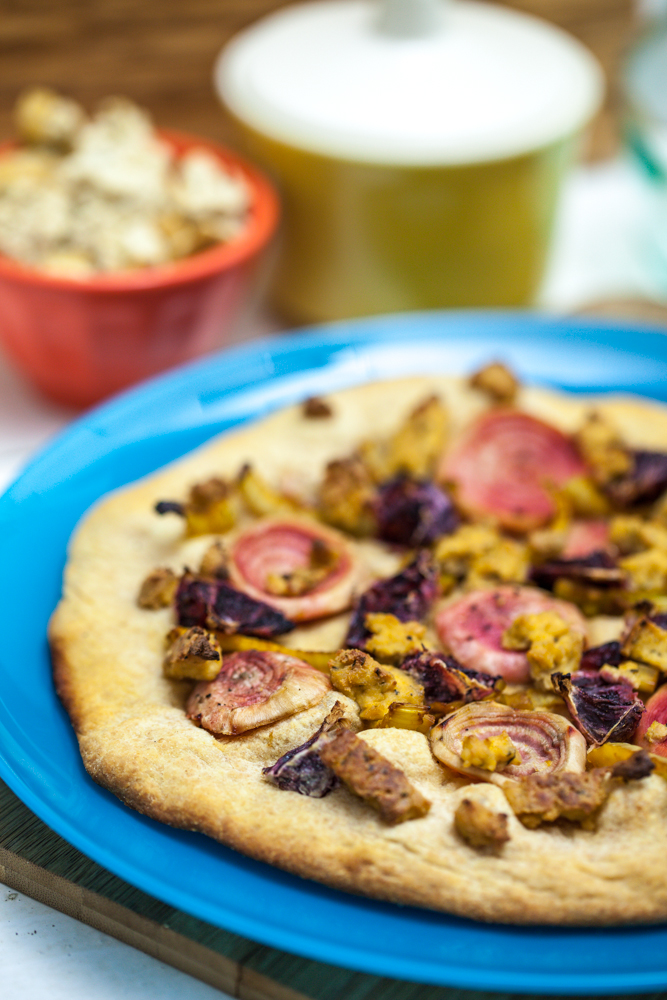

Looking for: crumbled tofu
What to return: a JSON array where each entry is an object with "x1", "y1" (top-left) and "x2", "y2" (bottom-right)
[
  {"x1": 646, "y1": 721, "x2": 667, "y2": 744},
  {"x1": 610, "y1": 515, "x2": 667, "y2": 556},
  {"x1": 460, "y1": 731, "x2": 521, "y2": 771},
  {"x1": 163, "y1": 626, "x2": 222, "y2": 681},
  {"x1": 454, "y1": 797, "x2": 511, "y2": 848},
  {"x1": 329, "y1": 648, "x2": 423, "y2": 722},
  {"x1": 620, "y1": 547, "x2": 667, "y2": 593},
  {"x1": 265, "y1": 538, "x2": 338, "y2": 597},
  {"x1": 199, "y1": 539, "x2": 228, "y2": 579},
  {"x1": 469, "y1": 362, "x2": 518, "y2": 403},
  {"x1": 622, "y1": 617, "x2": 667, "y2": 672},
  {"x1": 574, "y1": 413, "x2": 631, "y2": 485},
  {"x1": 558, "y1": 475, "x2": 610, "y2": 518},
  {"x1": 359, "y1": 394, "x2": 449, "y2": 482},
  {"x1": 435, "y1": 523, "x2": 528, "y2": 589},
  {"x1": 502, "y1": 611, "x2": 584, "y2": 690},
  {"x1": 317, "y1": 456, "x2": 376, "y2": 536},
  {"x1": 364, "y1": 613, "x2": 427, "y2": 664}
]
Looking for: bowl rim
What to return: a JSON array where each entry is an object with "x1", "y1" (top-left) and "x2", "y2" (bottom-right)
[{"x1": 0, "y1": 128, "x2": 280, "y2": 292}]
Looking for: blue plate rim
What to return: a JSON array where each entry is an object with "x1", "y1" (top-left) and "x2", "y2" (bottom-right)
[{"x1": 3, "y1": 310, "x2": 667, "y2": 995}]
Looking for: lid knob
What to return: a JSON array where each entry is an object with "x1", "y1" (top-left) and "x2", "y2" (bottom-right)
[{"x1": 377, "y1": 0, "x2": 445, "y2": 38}]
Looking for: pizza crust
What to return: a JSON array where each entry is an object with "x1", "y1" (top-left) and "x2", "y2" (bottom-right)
[{"x1": 50, "y1": 377, "x2": 667, "y2": 924}]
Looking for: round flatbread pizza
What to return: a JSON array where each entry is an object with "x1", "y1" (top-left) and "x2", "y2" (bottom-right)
[{"x1": 50, "y1": 365, "x2": 667, "y2": 925}]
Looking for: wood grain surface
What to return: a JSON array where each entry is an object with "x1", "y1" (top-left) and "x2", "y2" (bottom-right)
[
  {"x1": 1, "y1": 776, "x2": 665, "y2": 1000},
  {"x1": 0, "y1": 0, "x2": 636, "y2": 159}
]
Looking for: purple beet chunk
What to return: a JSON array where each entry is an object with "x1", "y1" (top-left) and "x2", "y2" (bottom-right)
[
  {"x1": 155, "y1": 500, "x2": 185, "y2": 516},
  {"x1": 552, "y1": 672, "x2": 645, "y2": 746},
  {"x1": 530, "y1": 551, "x2": 623, "y2": 591},
  {"x1": 374, "y1": 474, "x2": 459, "y2": 547},
  {"x1": 401, "y1": 650, "x2": 500, "y2": 704},
  {"x1": 579, "y1": 641, "x2": 623, "y2": 672},
  {"x1": 606, "y1": 450, "x2": 667, "y2": 507},
  {"x1": 345, "y1": 551, "x2": 437, "y2": 649},
  {"x1": 262, "y1": 720, "x2": 339, "y2": 798},
  {"x1": 175, "y1": 574, "x2": 292, "y2": 637}
]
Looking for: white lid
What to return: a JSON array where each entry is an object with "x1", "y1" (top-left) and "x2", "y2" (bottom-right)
[{"x1": 215, "y1": 0, "x2": 604, "y2": 166}]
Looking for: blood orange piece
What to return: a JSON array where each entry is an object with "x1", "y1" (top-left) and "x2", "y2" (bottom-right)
[{"x1": 441, "y1": 410, "x2": 586, "y2": 532}]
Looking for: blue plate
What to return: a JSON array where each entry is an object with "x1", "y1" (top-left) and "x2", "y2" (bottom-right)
[{"x1": 2, "y1": 312, "x2": 667, "y2": 995}]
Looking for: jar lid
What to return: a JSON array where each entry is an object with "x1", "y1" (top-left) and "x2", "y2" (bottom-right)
[{"x1": 215, "y1": 0, "x2": 604, "y2": 166}]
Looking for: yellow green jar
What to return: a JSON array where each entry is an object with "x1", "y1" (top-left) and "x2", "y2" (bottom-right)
[{"x1": 216, "y1": 0, "x2": 603, "y2": 324}]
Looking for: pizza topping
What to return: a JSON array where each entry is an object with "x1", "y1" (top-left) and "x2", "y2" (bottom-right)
[
  {"x1": 610, "y1": 748, "x2": 655, "y2": 781},
  {"x1": 503, "y1": 769, "x2": 613, "y2": 828},
  {"x1": 178, "y1": 477, "x2": 240, "y2": 536},
  {"x1": 373, "y1": 474, "x2": 459, "y2": 547},
  {"x1": 400, "y1": 650, "x2": 503, "y2": 707},
  {"x1": 176, "y1": 572, "x2": 293, "y2": 637},
  {"x1": 430, "y1": 702, "x2": 586, "y2": 784},
  {"x1": 636, "y1": 684, "x2": 667, "y2": 757},
  {"x1": 374, "y1": 702, "x2": 435, "y2": 735},
  {"x1": 329, "y1": 649, "x2": 423, "y2": 722},
  {"x1": 199, "y1": 539, "x2": 229, "y2": 579},
  {"x1": 586, "y1": 741, "x2": 641, "y2": 768},
  {"x1": 441, "y1": 410, "x2": 586, "y2": 532},
  {"x1": 551, "y1": 672, "x2": 645, "y2": 747},
  {"x1": 469, "y1": 361, "x2": 518, "y2": 404},
  {"x1": 163, "y1": 626, "x2": 222, "y2": 681},
  {"x1": 137, "y1": 567, "x2": 179, "y2": 609},
  {"x1": 318, "y1": 728, "x2": 432, "y2": 824},
  {"x1": 434, "y1": 585, "x2": 586, "y2": 684},
  {"x1": 228, "y1": 517, "x2": 358, "y2": 621},
  {"x1": 620, "y1": 547, "x2": 667, "y2": 594},
  {"x1": 346, "y1": 551, "x2": 437, "y2": 650},
  {"x1": 435, "y1": 524, "x2": 529, "y2": 592},
  {"x1": 213, "y1": 633, "x2": 337, "y2": 673},
  {"x1": 361, "y1": 394, "x2": 449, "y2": 482},
  {"x1": 606, "y1": 450, "x2": 667, "y2": 508},
  {"x1": 574, "y1": 412, "x2": 632, "y2": 487},
  {"x1": 610, "y1": 515, "x2": 667, "y2": 555},
  {"x1": 530, "y1": 551, "x2": 624, "y2": 592},
  {"x1": 317, "y1": 456, "x2": 377, "y2": 537},
  {"x1": 186, "y1": 650, "x2": 331, "y2": 735},
  {"x1": 502, "y1": 611, "x2": 584, "y2": 691},
  {"x1": 454, "y1": 797, "x2": 511, "y2": 849},
  {"x1": 599, "y1": 661, "x2": 659, "y2": 695},
  {"x1": 302, "y1": 395, "x2": 333, "y2": 419},
  {"x1": 621, "y1": 615, "x2": 667, "y2": 671},
  {"x1": 237, "y1": 464, "x2": 296, "y2": 519},
  {"x1": 262, "y1": 701, "x2": 348, "y2": 797},
  {"x1": 460, "y1": 731, "x2": 521, "y2": 771},
  {"x1": 580, "y1": 640, "x2": 623, "y2": 671},
  {"x1": 363, "y1": 613, "x2": 427, "y2": 664}
]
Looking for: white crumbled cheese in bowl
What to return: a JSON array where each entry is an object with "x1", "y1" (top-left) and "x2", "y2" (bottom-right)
[{"x1": 0, "y1": 88, "x2": 252, "y2": 276}]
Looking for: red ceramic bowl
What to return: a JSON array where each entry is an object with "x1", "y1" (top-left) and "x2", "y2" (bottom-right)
[{"x1": 0, "y1": 131, "x2": 279, "y2": 407}]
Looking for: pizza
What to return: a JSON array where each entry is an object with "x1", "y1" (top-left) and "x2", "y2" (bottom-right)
[{"x1": 49, "y1": 363, "x2": 667, "y2": 925}]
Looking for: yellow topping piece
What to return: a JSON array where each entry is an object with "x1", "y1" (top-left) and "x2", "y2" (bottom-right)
[
  {"x1": 329, "y1": 649, "x2": 423, "y2": 722},
  {"x1": 610, "y1": 515, "x2": 667, "y2": 556},
  {"x1": 502, "y1": 611, "x2": 583, "y2": 691},
  {"x1": 586, "y1": 742, "x2": 641, "y2": 769},
  {"x1": 469, "y1": 362, "x2": 518, "y2": 404},
  {"x1": 646, "y1": 721, "x2": 667, "y2": 745},
  {"x1": 574, "y1": 412, "x2": 631, "y2": 486},
  {"x1": 237, "y1": 464, "x2": 295, "y2": 518},
  {"x1": 317, "y1": 456, "x2": 376, "y2": 536},
  {"x1": 454, "y1": 797, "x2": 511, "y2": 848},
  {"x1": 375, "y1": 703, "x2": 435, "y2": 736},
  {"x1": 185, "y1": 477, "x2": 239, "y2": 536},
  {"x1": 364, "y1": 613, "x2": 427, "y2": 665},
  {"x1": 435, "y1": 523, "x2": 528, "y2": 590},
  {"x1": 558, "y1": 475, "x2": 610, "y2": 518},
  {"x1": 460, "y1": 732, "x2": 521, "y2": 772},
  {"x1": 599, "y1": 660, "x2": 659, "y2": 695},
  {"x1": 620, "y1": 548, "x2": 667, "y2": 593},
  {"x1": 622, "y1": 617, "x2": 667, "y2": 672}
]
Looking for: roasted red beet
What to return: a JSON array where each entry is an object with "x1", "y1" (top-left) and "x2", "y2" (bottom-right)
[
  {"x1": 579, "y1": 641, "x2": 623, "y2": 672},
  {"x1": 373, "y1": 474, "x2": 459, "y2": 547},
  {"x1": 552, "y1": 672, "x2": 644, "y2": 747},
  {"x1": 345, "y1": 551, "x2": 437, "y2": 649},
  {"x1": 606, "y1": 450, "x2": 667, "y2": 507},
  {"x1": 400, "y1": 650, "x2": 501, "y2": 704},
  {"x1": 530, "y1": 551, "x2": 624, "y2": 591},
  {"x1": 636, "y1": 683, "x2": 667, "y2": 758},
  {"x1": 262, "y1": 709, "x2": 344, "y2": 797},
  {"x1": 176, "y1": 572, "x2": 293, "y2": 637}
]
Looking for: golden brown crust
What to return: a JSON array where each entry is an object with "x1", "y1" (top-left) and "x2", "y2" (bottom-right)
[{"x1": 49, "y1": 376, "x2": 667, "y2": 925}]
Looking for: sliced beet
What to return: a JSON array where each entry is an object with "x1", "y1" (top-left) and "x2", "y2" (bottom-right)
[
  {"x1": 400, "y1": 650, "x2": 501, "y2": 705},
  {"x1": 345, "y1": 551, "x2": 437, "y2": 650},
  {"x1": 530, "y1": 551, "x2": 624, "y2": 591},
  {"x1": 606, "y1": 450, "x2": 667, "y2": 507},
  {"x1": 373, "y1": 474, "x2": 459, "y2": 547},
  {"x1": 175, "y1": 572, "x2": 293, "y2": 637},
  {"x1": 552, "y1": 671, "x2": 644, "y2": 747}
]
